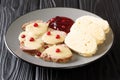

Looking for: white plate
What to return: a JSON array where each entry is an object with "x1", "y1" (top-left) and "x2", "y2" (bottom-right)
[{"x1": 4, "y1": 8, "x2": 114, "y2": 68}]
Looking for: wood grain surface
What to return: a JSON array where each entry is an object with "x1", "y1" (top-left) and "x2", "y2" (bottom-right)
[{"x1": 0, "y1": 0, "x2": 120, "y2": 80}]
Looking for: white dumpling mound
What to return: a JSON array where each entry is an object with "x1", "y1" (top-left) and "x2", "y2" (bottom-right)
[
  {"x1": 24, "y1": 36, "x2": 44, "y2": 50},
  {"x1": 70, "y1": 15, "x2": 109, "y2": 45},
  {"x1": 75, "y1": 15, "x2": 110, "y2": 34},
  {"x1": 65, "y1": 31, "x2": 97, "y2": 57},
  {"x1": 42, "y1": 30, "x2": 66, "y2": 45},
  {"x1": 71, "y1": 23, "x2": 106, "y2": 45},
  {"x1": 41, "y1": 44, "x2": 72, "y2": 63},
  {"x1": 25, "y1": 20, "x2": 49, "y2": 36}
]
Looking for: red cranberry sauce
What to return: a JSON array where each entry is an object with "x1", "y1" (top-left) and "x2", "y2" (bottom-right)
[{"x1": 48, "y1": 16, "x2": 74, "y2": 33}]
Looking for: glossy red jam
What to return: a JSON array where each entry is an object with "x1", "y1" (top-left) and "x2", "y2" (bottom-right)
[{"x1": 48, "y1": 16, "x2": 74, "y2": 33}]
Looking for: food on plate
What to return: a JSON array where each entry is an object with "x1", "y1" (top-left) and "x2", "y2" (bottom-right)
[
  {"x1": 18, "y1": 17, "x2": 73, "y2": 63},
  {"x1": 18, "y1": 20, "x2": 47, "y2": 53},
  {"x1": 24, "y1": 37, "x2": 44, "y2": 50},
  {"x1": 65, "y1": 31, "x2": 97, "y2": 57},
  {"x1": 71, "y1": 23, "x2": 106, "y2": 44},
  {"x1": 42, "y1": 30, "x2": 66, "y2": 44},
  {"x1": 18, "y1": 15, "x2": 110, "y2": 62},
  {"x1": 65, "y1": 15, "x2": 110, "y2": 57},
  {"x1": 74, "y1": 15, "x2": 110, "y2": 34},
  {"x1": 48, "y1": 16, "x2": 74, "y2": 33},
  {"x1": 22, "y1": 20, "x2": 49, "y2": 36},
  {"x1": 19, "y1": 32, "x2": 43, "y2": 51},
  {"x1": 41, "y1": 44, "x2": 72, "y2": 63}
]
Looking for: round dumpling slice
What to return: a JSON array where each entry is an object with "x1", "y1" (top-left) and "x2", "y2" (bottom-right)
[
  {"x1": 86, "y1": 23, "x2": 106, "y2": 44},
  {"x1": 65, "y1": 32, "x2": 97, "y2": 57},
  {"x1": 75, "y1": 15, "x2": 110, "y2": 33},
  {"x1": 24, "y1": 36, "x2": 44, "y2": 50},
  {"x1": 70, "y1": 21, "x2": 106, "y2": 45},
  {"x1": 93, "y1": 19, "x2": 110, "y2": 34},
  {"x1": 42, "y1": 30, "x2": 66, "y2": 45},
  {"x1": 24, "y1": 20, "x2": 49, "y2": 36},
  {"x1": 41, "y1": 44, "x2": 72, "y2": 63}
]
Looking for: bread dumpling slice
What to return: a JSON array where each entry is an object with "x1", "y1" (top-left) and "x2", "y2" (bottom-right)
[
  {"x1": 24, "y1": 36, "x2": 44, "y2": 50},
  {"x1": 75, "y1": 15, "x2": 110, "y2": 33},
  {"x1": 18, "y1": 31, "x2": 44, "y2": 50},
  {"x1": 41, "y1": 44, "x2": 72, "y2": 63},
  {"x1": 85, "y1": 23, "x2": 106, "y2": 45},
  {"x1": 22, "y1": 20, "x2": 49, "y2": 36},
  {"x1": 65, "y1": 32, "x2": 97, "y2": 57},
  {"x1": 42, "y1": 30, "x2": 66, "y2": 45},
  {"x1": 93, "y1": 19, "x2": 110, "y2": 34},
  {"x1": 70, "y1": 22, "x2": 106, "y2": 45}
]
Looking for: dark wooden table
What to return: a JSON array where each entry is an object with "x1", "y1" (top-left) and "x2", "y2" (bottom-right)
[{"x1": 0, "y1": 0, "x2": 120, "y2": 80}]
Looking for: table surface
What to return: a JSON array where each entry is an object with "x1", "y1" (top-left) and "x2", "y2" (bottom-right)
[{"x1": 0, "y1": 0, "x2": 120, "y2": 80}]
